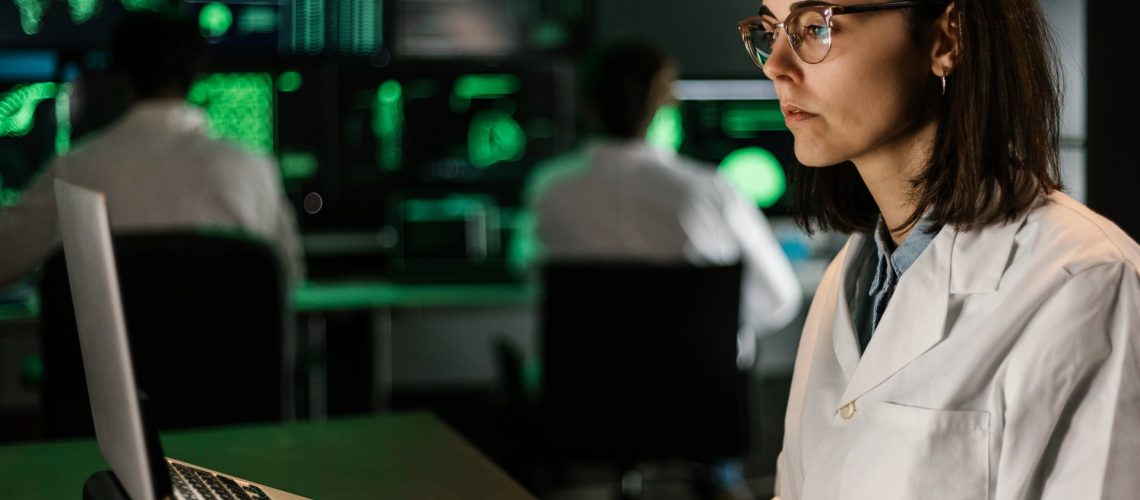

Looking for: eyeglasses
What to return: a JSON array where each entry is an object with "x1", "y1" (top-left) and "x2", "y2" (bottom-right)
[{"x1": 738, "y1": 1, "x2": 922, "y2": 67}]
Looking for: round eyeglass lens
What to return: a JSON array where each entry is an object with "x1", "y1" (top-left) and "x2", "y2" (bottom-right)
[
  {"x1": 748, "y1": 21, "x2": 776, "y2": 66},
  {"x1": 788, "y1": 9, "x2": 831, "y2": 63}
]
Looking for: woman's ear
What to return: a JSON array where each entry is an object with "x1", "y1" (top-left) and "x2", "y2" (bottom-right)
[{"x1": 930, "y1": 2, "x2": 960, "y2": 76}]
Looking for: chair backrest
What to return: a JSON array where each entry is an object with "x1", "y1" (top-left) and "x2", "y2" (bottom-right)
[
  {"x1": 39, "y1": 230, "x2": 293, "y2": 438},
  {"x1": 540, "y1": 261, "x2": 748, "y2": 464}
]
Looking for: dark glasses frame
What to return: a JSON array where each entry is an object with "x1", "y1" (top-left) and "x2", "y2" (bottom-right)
[{"x1": 738, "y1": 1, "x2": 923, "y2": 67}]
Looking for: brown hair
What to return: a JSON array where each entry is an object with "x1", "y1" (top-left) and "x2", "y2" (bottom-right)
[
  {"x1": 579, "y1": 40, "x2": 676, "y2": 139},
  {"x1": 792, "y1": 0, "x2": 1063, "y2": 235}
]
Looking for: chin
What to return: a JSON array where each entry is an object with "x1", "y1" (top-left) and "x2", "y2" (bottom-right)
[{"x1": 792, "y1": 142, "x2": 844, "y2": 167}]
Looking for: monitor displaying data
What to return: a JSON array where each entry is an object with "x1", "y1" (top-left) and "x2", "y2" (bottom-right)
[
  {"x1": 649, "y1": 79, "x2": 795, "y2": 213},
  {"x1": 338, "y1": 60, "x2": 576, "y2": 187}
]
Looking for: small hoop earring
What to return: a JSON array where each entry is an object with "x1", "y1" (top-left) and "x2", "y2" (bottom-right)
[{"x1": 940, "y1": 67, "x2": 948, "y2": 96}]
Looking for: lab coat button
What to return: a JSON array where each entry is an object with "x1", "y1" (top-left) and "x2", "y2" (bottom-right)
[{"x1": 839, "y1": 401, "x2": 857, "y2": 420}]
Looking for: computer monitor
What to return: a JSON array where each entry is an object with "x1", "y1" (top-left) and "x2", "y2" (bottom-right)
[
  {"x1": 325, "y1": 60, "x2": 575, "y2": 280},
  {"x1": 654, "y1": 79, "x2": 796, "y2": 214},
  {"x1": 338, "y1": 60, "x2": 575, "y2": 186},
  {"x1": 0, "y1": 0, "x2": 131, "y2": 50},
  {"x1": 0, "y1": 50, "x2": 80, "y2": 205}
]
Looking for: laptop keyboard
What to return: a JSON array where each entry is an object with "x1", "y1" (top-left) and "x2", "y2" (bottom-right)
[{"x1": 167, "y1": 460, "x2": 272, "y2": 500}]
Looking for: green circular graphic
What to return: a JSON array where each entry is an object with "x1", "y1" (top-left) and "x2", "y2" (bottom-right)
[
  {"x1": 199, "y1": 3, "x2": 233, "y2": 38},
  {"x1": 718, "y1": 147, "x2": 787, "y2": 208},
  {"x1": 468, "y1": 109, "x2": 526, "y2": 168}
]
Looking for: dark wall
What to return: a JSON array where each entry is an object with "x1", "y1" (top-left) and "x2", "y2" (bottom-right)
[
  {"x1": 1087, "y1": 1, "x2": 1140, "y2": 240},
  {"x1": 595, "y1": 0, "x2": 760, "y2": 77}
]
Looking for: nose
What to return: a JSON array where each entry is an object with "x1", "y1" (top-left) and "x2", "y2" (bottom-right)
[{"x1": 761, "y1": 31, "x2": 801, "y2": 83}]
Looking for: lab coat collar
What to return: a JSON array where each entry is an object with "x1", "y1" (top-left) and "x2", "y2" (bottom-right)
[
  {"x1": 587, "y1": 138, "x2": 674, "y2": 166},
  {"x1": 831, "y1": 236, "x2": 867, "y2": 381},
  {"x1": 117, "y1": 99, "x2": 209, "y2": 134},
  {"x1": 949, "y1": 213, "x2": 1028, "y2": 293},
  {"x1": 829, "y1": 206, "x2": 1033, "y2": 410}
]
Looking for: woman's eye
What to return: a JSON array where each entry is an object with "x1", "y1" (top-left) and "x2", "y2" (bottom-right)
[{"x1": 805, "y1": 24, "x2": 828, "y2": 40}]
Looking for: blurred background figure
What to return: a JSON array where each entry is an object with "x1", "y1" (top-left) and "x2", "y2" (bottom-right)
[
  {"x1": 0, "y1": 9, "x2": 303, "y2": 287},
  {"x1": 518, "y1": 39, "x2": 802, "y2": 357},
  {"x1": 514, "y1": 40, "x2": 802, "y2": 500}
]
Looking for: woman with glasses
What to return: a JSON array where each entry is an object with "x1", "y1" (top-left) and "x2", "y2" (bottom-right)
[{"x1": 738, "y1": 1, "x2": 1140, "y2": 499}]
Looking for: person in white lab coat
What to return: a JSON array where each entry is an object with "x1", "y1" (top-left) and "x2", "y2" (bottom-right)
[
  {"x1": 0, "y1": 11, "x2": 304, "y2": 287},
  {"x1": 737, "y1": 0, "x2": 1140, "y2": 498},
  {"x1": 517, "y1": 41, "x2": 802, "y2": 342},
  {"x1": 514, "y1": 41, "x2": 802, "y2": 498}
]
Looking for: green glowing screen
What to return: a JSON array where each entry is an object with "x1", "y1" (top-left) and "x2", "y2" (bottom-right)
[
  {"x1": 451, "y1": 75, "x2": 520, "y2": 113},
  {"x1": 721, "y1": 101, "x2": 786, "y2": 137},
  {"x1": 238, "y1": 5, "x2": 278, "y2": 34},
  {"x1": 279, "y1": 151, "x2": 318, "y2": 180},
  {"x1": 645, "y1": 104, "x2": 683, "y2": 152},
  {"x1": 68, "y1": 0, "x2": 99, "y2": 23},
  {"x1": 187, "y1": 73, "x2": 274, "y2": 154},
  {"x1": 121, "y1": 0, "x2": 164, "y2": 11},
  {"x1": 277, "y1": 71, "x2": 302, "y2": 93},
  {"x1": 0, "y1": 83, "x2": 57, "y2": 137},
  {"x1": 199, "y1": 2, "x2": 234, "y2": 38},
  {"x1": 373, "y1": 80, "x2": 403, "y2": 171},
  {"x1": 718, "y1": 147, "x2": 787, "y2": 208},
  {"x1": 468, "y1": 109, "x2": 525, "y2": 169},
  {"x1": 55, "y1": 83, "x2": 71, "y2": 155},
  {"x1": 15, "y1": 0, "x2": 45, "y2": 34},
  {"x1": 337, "y1": 0, "x2": 382, "y2": 54}
]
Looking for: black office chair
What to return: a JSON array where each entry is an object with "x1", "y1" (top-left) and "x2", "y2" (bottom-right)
[
  {"x1": 39, "y1": 230, "x2": 295, "y2": 438},
  {"x1": 538, "y1": 261, "x2": 750, "y2": 493}
]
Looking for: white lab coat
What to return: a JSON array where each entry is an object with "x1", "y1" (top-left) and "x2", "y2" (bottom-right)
[
  {"x1": 775, "y1": 191, "x2": 1140, "y2": 500},
  {"x1": 522, "y1": 140, "x2": 803, "y2": 338},
  {"x1": 0, "y1": 100, "x2": 304, "y2": 286}
]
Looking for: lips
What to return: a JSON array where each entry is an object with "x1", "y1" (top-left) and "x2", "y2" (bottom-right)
[{"x1": 782, "y1": 103, "x2": 818, "y2": 123}]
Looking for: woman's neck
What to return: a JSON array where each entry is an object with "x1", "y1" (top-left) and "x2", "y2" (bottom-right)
[{"x1": 851, "y1": 120, "x2": 937, "y2": 246}]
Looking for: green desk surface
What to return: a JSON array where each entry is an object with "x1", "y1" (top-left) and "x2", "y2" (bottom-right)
[
  {"x1": 292, "y1": 281, "x2": 537, "y2": 311},
  {"x1": 0, "y1": 412, "x2": 534, "y2": 499},
  {"x1": 0, "y1": 282, "x2": 537, "y2": 321}
]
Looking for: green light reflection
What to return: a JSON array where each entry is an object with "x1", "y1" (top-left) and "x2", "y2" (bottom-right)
[
  {"x1": 55, "y1": 83, "x2": 71, "y2": 155},
  {"x1": 468, "y1": 109, "x2": 525, "y2": 168},
  {"x1": 188, "y1": 73, "x2": 274, "y2": 154},
  {"x1": 0, "y1": 83, "x2": 58, "y2": 137},
  {"x1": 279, "y1": 151, "x2": 318, "y2": 180},
  {"x1": 68, "y1": 0, "x2": 99, "y2": 23},
  {"x1": 199, "y1": 2, "x2": 234, "y2": 38},
  {"x1": 277, "y1": 71, "x2": 302, "y2": 93},
  {"x1": 373, "y1": 80, "x2": 403, "y2": 171},
  {"x1": 646, "y1": 104, "x2": 683, "y2": 152},
  {"x1": 718, "y1": 147, "x2": 786, "y2": 208},
  {"x1": 291, "y1": 0, "x2": 325, "y2": 54},
  {"x1": 238, "y1": 5, "x2": 278, "y2": 34},
  {"x1": 14, "y1": 0, "x2": 45, "y2": 35},
  {"x1": 121, "y1": 0, "x2": 164, "y2": 12},
  {"x1": 721, "y1": 101, "x2": 786, "y2": 137},
  {"x1": 451, "y1": 75, "x2": 520, "y2": 114}
]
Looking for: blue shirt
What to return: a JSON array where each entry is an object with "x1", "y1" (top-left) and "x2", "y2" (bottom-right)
[{"x1": 850, "y1": 217, "x2": 938, "y2": 352}]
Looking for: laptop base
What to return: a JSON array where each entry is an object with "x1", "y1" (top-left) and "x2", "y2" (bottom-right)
[{"x1": 83, "y1": 471, "x2": 129, "y2": 500}]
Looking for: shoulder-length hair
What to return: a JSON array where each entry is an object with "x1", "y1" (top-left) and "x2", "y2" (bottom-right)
[{"x1": 793, "y1": 0, "x2": 1063, "y2": 235}]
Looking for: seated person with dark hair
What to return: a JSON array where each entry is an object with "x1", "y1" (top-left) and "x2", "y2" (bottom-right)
[
  {"x1": 515, "y1": 40, "x2": 802, "y2": 499},
  {"x1": 0, "y1": 10, "x2": 303, "y2": 286}
]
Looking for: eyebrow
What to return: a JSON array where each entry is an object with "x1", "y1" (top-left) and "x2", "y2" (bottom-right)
[
  {"x1": 790, "y1": 1, "x2": 834, "y2": 9},
  {"x1": 759, "y1": 1, "x2": 834, "y2": 16}
]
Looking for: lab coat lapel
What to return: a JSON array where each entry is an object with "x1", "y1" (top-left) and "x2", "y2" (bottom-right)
[
  {"x1": 830, "y1": 235, "x2": 865, "y2": 381},
  {"x1": 836, "y1": 227, "x2": 957, "y2": 408}
]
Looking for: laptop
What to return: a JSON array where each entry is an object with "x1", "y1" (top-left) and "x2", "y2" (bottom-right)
[{"x1": 53, "y1": 179, "x2": 308, "y2": 500}]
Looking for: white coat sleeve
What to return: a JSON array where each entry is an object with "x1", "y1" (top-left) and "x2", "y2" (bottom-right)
[
  {"x1": 0, "y1": 163, "x2": 61, "y2": 287},
  {"x1": 720, "y1": 183, "x2": 802, "y2": 336},
  {"x1": 996, "y1": 261, "x2": 1140, "y2": 500}
]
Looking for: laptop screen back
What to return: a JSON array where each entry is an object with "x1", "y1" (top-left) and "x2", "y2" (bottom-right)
[{"x1": 53, "y1": 179, "x2": 169, "y2": 500}]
